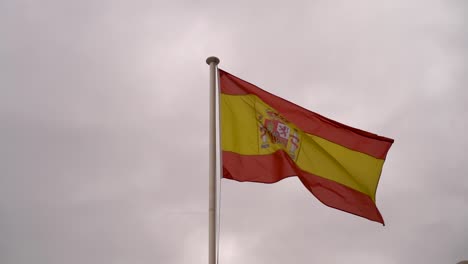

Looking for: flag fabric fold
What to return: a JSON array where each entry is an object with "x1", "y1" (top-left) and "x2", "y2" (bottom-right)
[{"x1": 219, "y1": 69, "x2": 394, "y2": 224}]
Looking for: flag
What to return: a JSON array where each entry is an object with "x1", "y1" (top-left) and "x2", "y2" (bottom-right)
[{"x1": 219, "y1": 69, "x2": 394, "y2": 224}]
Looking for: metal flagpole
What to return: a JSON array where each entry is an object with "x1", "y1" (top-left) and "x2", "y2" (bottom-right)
[{"x1": 206, "y1": 56, "x2": 220, "y2": 264}]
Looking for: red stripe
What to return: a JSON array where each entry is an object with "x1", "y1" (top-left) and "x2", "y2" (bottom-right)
[
  {"x1": 222, "y1": 150, "x2": 385, "y2": 224},
  {"x1": 219, "y1": 69, "x2": 394, "y2": 159}
]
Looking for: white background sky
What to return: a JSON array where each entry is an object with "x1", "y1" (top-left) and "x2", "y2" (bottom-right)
[{"x1": 1, "y1": 0, "x2": 467, "y2": 263}]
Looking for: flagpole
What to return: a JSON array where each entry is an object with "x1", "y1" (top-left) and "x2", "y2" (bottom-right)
[{"x1": 206, "y1": 56, "x2": 220, "y2": 264}]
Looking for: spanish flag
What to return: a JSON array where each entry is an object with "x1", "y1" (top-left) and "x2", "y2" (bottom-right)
[{"x1": 220, "y1": 69, "x2": 394, "y2": 224}]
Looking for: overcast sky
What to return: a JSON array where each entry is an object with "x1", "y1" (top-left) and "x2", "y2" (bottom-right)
[{"x1": 1, "y1": 0, "x2": 467, "y2": 263}]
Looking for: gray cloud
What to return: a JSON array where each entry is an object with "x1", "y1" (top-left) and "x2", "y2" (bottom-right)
[{"x1": 1, "y1": 0, "x2": 467, "y2": 263}]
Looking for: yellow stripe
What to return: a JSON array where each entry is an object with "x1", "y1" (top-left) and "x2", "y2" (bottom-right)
[{"x1": 221, "y1": 94, "x2": 384, "y2": 200}]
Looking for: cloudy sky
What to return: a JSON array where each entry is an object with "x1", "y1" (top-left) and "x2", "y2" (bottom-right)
[{"x1": 1, "y1": 0, "x2": 467, "y2": 263}]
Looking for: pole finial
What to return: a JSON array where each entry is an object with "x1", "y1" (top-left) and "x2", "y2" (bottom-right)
[{"x1": 206, "y1": 56, "x2": 220, "y2": 65}]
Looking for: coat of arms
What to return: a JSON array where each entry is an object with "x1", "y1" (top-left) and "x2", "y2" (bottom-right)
[{"x1": 258, "y1": 109, "x2": 301, "y2": 160}]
